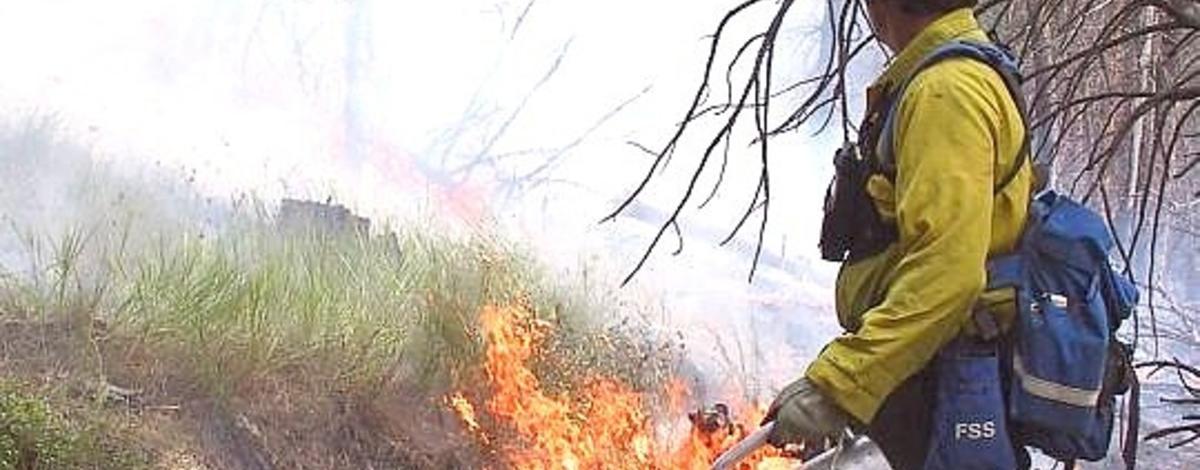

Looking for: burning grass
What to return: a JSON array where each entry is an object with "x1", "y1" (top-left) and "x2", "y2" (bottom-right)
[
  {"x1": 1, "y1": 217, "x2": 672, "y2": 467},
  {"x1": 1, "y1": 222, "x2": 810, "y2": 467},
  {"x1": 450, "y1": 304, "x2": 799, "y2": 470},
  {"x1": 0, "y1": 120, "x2": 800, "y2": 468}
]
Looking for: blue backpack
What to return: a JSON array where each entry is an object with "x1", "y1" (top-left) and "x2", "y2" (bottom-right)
[
  {"x1": 988, "y1": 190, "x2": 1140, "y2": 466},
  {"x1": 879, "y1": 41, "x2": 1141, "y2": 469}
]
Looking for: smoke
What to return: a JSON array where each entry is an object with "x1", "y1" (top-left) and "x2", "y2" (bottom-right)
[
  {"x1": 0, "y1": 115, "x2": 235, "y2": 299},
  {"x1": 0, "y1": 0, "x2": 855, "y2": 399}
]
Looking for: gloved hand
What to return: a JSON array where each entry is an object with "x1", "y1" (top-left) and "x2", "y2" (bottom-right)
[{"x1": 761, "y1": 377, "x2": 850, "y2": 449}]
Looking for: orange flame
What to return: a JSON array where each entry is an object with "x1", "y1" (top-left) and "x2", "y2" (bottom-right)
[
  {"x1": 448, "y1": 393, "x2": 481, "y2": 433},
  {"x1": 450, "y1": 305, "x2": 799, "y2": 469}
]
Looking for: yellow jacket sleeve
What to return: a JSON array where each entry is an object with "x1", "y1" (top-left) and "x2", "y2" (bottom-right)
[{"x1": 806, "y1": 59, "x2": 1012, "y2": 423}]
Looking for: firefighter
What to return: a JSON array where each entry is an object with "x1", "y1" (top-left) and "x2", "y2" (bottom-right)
[{"x1": 762, "y1": 1, "x2": 1032, "y2": 469}]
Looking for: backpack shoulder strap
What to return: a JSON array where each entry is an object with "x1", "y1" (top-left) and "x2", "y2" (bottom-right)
[{"x1": 876, "y1": 40, "x2": 1030, "y2": 196}]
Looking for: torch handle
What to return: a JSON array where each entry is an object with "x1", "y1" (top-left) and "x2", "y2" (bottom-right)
[{"x1": 710, "y1": 421, "x2": 775, "y2": 470}]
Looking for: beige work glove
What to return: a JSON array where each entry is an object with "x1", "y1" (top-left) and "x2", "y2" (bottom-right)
[{"x1": 761, "y1": 377, "x2": 850, "y2": 449}]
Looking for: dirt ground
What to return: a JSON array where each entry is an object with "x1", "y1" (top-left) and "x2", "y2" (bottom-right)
[{"x1": 0, "y1": 316, "x2": 487, "y2": 470}]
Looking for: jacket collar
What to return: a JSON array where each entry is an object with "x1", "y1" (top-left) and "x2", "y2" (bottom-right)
[{"x1": 873, "y1": 8, "x2": 988, "y2": 92}]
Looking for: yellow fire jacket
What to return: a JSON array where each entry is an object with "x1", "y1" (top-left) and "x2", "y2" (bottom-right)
[{"x1": 805, "y1": 8, "x2": 1032, "y2": 424}]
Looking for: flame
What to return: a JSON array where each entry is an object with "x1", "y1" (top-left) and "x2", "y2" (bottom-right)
[
  {"x1": 448, "y1": 393, "x2": 481, "y2": 433},
  {"x1": 450, "y1": 305, "x2": 799, "y2": 469}
]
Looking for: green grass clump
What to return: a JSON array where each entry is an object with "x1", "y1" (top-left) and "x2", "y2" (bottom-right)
[
  {"x1": 5, "y1": 199, "x2": 673, "y2": 401},
  {"x1": 0, "y1": 383, "x2": 145, "y2": 470},
  {"x1": 111, "y1": 221, "x2": 549, "y2": 395}
]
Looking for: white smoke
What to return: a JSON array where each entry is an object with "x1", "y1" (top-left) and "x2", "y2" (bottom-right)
[{"x1": 0, "y1": 0, "x2": 857, "y2": 399}]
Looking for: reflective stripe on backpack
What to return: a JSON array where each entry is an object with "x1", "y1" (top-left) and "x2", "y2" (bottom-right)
[{"x1": 1012, "y1": 351, "x2": 1102, "y2": 408}]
